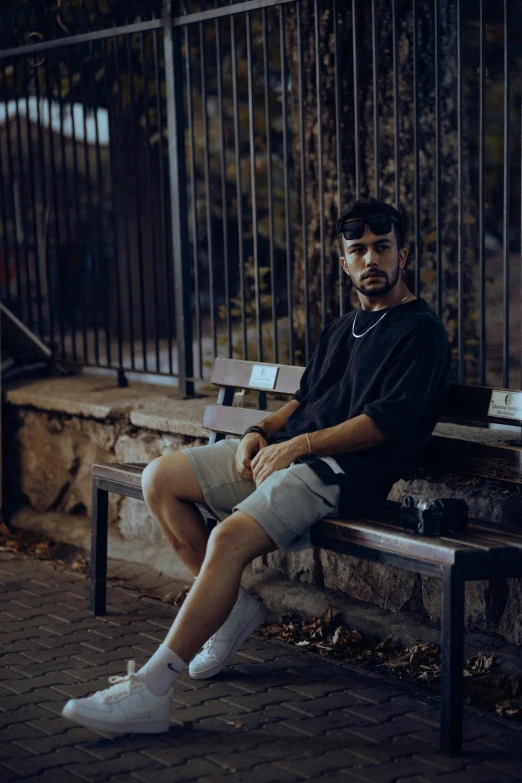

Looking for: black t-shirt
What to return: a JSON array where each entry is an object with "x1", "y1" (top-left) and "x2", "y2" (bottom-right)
[{"x1": 270, "y1": 297, "x2": 451, "y2": 517}]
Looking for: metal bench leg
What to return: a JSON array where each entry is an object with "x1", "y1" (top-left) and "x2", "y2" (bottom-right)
[
  {"x1": 440, "y1": 566, "x2": 465, "y2": 756},
  {"x1": 90, "y1": 479, "x2": 109, "y2": 616}
]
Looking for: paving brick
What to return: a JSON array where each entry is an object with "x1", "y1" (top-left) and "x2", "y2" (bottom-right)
[
  {"x1": 66, "y1": 753, "x2": 161, "y2": 781},
  {"x1": 278, "y1": 691, "x2": 366, "y2": 719},
  {"x1": 347, "y1": 716, "x2": 438, "y2": 744},
  {"x1": 0, "y1": 687, "x2": 68, "y2": 711},
  {"x1": 134, "y1": 758, "x2": 225, "y2": 782},
  {"x1": 14, "y1": 727, "x2": 99, "y2": 755},
  {"x1": 1, "y1": 746, "x2": 95, "y2": 777},
  {"x1": 0, "y1": 671, "x2": 79, "y2": 695},
  {"x1": 274, "y1": 748, "x2": 376, "y2": 778},
  {"x1": 279, "y1": 711, "x2": 373, "y2": 738},
  {"x1": 206, "y1": 744, "x2": 300, "y2": 773},
  {"x1": 21, "y1": 773, "x2": 90, "y2": 783},
  {"x1": 219, "y1": 689, "x2": 312, "y2": 713}
]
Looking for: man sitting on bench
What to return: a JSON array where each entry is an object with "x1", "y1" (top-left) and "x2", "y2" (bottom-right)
[{"x1": 63, "y1": 196, "x2": 451, "y2": 734}]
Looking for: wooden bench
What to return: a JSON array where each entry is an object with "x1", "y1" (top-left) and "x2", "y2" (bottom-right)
[{"x1": 91, "y1": 357, "x2": 522, "y2": 756}]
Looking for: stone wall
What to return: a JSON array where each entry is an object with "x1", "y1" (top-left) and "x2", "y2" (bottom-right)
[{"x1": 4, "y1": 375, "x2": 522, "y2": 645}]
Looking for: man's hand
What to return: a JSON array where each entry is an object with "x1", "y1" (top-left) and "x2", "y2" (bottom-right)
[
  {"x1": 235, "y1": 432, "x2": 268, "y2": 481},
  {"x1": 250, "y1": 440, "x2": 301, "y2": 487}
]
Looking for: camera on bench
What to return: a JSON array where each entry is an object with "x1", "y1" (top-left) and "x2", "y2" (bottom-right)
[{"x1": 400, "y1": 495, "x2": 470, "y2": 536}]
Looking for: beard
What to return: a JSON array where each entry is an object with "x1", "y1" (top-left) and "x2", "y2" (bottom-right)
[{"x1": 351, "y1": 256, "x2": 401, "y2": 297}]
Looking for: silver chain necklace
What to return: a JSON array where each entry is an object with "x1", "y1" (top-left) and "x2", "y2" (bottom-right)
[{"x1": 352, "y1": 295, "x2": 410, "y2": 339}]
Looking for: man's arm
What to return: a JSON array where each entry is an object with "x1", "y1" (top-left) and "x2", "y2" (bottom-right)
[
  {"x1": 284, "y1": 414, "x2": 389, "y2": 461},
  {"x1": 256, "y1": 399, "x2": 300, "y2": 442}
]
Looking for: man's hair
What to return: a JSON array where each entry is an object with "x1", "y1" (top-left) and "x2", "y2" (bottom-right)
[{"x1": 336, "y1": 197, "x2": 407, "y2": 255}]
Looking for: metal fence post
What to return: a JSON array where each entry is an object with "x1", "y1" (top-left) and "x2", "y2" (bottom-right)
[{"x1": 163, "y1": 0, "x2": 195, "y2": 397}]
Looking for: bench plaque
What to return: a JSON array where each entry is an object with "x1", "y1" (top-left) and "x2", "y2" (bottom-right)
[
  {"x1": 488, "y1": 390, "x2": 522, "y2": 421},
  {"x1": 249, "y1": 364, "x2": 279, "y2": 390}
]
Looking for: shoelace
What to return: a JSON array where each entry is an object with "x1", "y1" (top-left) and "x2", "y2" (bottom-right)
[
  {"x1": 100, "y1": 660, "x2": 141, "y2": 702},
  {"x1": 202, "y1": 634, "x2": 216, "y2": 653}
]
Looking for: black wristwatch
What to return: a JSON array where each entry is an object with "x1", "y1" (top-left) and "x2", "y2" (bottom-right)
[{"x1": 240, "y1": 425, "x2": 267, "y2": 442}]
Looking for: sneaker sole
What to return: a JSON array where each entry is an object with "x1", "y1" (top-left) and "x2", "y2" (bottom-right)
[
  {"x1": 189, "y1": 600, "x2": 268, "y2": 680},
  {"x1": 61, "y1": 704, "x2": 170, "y2": 734}
]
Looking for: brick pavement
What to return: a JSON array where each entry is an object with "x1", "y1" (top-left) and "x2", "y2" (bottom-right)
[{"x1": 0, "y1": 552, "x2": 521, "y2": 783}]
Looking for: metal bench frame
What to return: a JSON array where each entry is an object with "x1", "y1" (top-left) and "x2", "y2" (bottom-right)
[{"x1": 90, "y1": 357, "x2": 522, "y2": 756}]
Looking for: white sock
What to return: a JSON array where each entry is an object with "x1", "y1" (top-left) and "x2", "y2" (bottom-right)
[
  {"x1": 193, "y1": 575, "x2": 245, "y2": 608},
  {"x1": 138, "y1": 643, "x2": 186, "y2": 696}
]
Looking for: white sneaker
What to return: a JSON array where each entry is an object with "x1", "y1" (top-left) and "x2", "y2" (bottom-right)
[
  {"x1": 61, "y1": 661, "x2": 173, "y2": 734},
  {"x1": 189, "y1": 589, "x2": 267, "y2": 680}
]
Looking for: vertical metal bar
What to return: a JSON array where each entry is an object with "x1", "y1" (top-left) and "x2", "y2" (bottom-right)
[
  {"x1": 0, "y1": 108, "x2": 11, "y2": 303},
  {"x1": 184, "y1": 25, "x2": 201, "y2": 377},
  {"x1": 13, "y1": 74, "x2": 33, "y2": 333},
  {"x1": 66, "y1": 52, "x2": 80, "y2": 361},
  {"x1": 413, "y1": 0, "x2": 420, "y2": 297},
  {"x1": 502, "y1": 0, "x2": 510, "y2": 389},
  {"x1": 102, "y1": 37, "x2": 124, "y2": 371},
  {"x1": 352, "y1": 0, "x2": 360, "y2": 199},
  {"x1": 279, "y1": 4, "x2": 292, "y2": 363},
  {"x1": 4, "y1": 67, "x2": 23, "y2": 320},
  {"x1": 114, "y1": 39, "x2": 134, "y2": 369},
  {"x1": 297, "y1": 3, "x2": 309, "y2": 362},
  {"x1": 333, "y1": 0, "x2": 344, "y2": 317},
  {"x1": 262, "y1": 7, "x2": 277, "y2": 362},
  {"x1": 371, "y1": 0, "x2": 379, "y2": 198},
  {"x1": 164, "y1": 0, "x2": 194, "y2": 395},
  {"x1": 24, "y1": 84, "x2": 44, "y2": 338},
  {"x1": 314, "y1": 0, "x2": 326, "y2": 330},
  {"x1": 80, "y1": 53, "x2": 96, "y2": 364},
  {"x1": 457, "y1": 0, "x2": 464, "y2": 384},
  {"x1": 200, "y1": 20, "x2": 216, "y2": 362},
  {"x1": 216, "y1": 18, "x2": 231, "y2": 359},
  {"x1": 231, "y1": 13, "x2": 247, "y2": 361},
  {"x1": 127, "y1": 34, "x2": 148, "y2": 371},
  {"x1": 154, "y1": 28, "x2": 173, "y2": 376},
  {"x1": 479, "y1": 0, "x2": 486, "y2": 385},
  {"x1": 440, "y1": 566, "x2": 464, "y2": 756},
  {"x1": 392, "y1": 0, "x2": 400, "y2": 208},
  {"x1": 140, "y1": 31, "x2": 160, "y2": 373},
  {"x1": 90, "y1": 43, "x2": 111, "y2": 369},
  {"x1": 44, "y1": 60, "x2": 66, "y2": 358},
  {"x1": 435, "y1": 0, "x2": 442, "y2": 319},
  {"x1": 247, "y1": 11, "x2": 262, "y2": 362},
  {"x1": 34, "y1": 70, "x2": 54, "y2": 346},
  {"x1": 57, "y1": 56, "x2": 73, "y2": 359},
  {"x1": 89, "y1": 480, "x2": 108, "y2": 616}
]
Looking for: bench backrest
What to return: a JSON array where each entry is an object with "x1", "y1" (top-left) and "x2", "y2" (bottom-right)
[{"x1": 203, "y1": 357, "x2": 522, "y2": 485}]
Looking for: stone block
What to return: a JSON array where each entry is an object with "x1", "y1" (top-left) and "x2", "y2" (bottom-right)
[
  {"x1": 16, "y1": 411, "x2": 74, "y2": 512},
  {"x1": 265, "y1": 549, "x2": 320, "y2": 584},
  {"x1": 498, "y1": 579, "x2": 522, "y2": 645},
  {"x1": 318, "y1": 550, "x2": 417, "y2": 612},
  {"x1": 421, "y1": 576, "x2": 490, "y2": 630},
  {"x1": 114, "y1": 432, "x2": 184, "y2": 464},
  {"x1": 119, "y1": 497, "x2": 162, "y2": 545}
]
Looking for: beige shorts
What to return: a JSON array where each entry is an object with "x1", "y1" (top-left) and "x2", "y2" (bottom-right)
[{"x1": 180, "y1": 438, "x2": 341, "y2": 552}]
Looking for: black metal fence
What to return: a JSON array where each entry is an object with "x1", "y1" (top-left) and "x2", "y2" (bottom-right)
[{"x1": 0, "y1": 0, "x2": 521, "y2": 394}]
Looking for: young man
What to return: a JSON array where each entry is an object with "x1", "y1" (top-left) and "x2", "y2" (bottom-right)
[{"x1": 62, "y1": 197, "x2": 451, "y2": 734}]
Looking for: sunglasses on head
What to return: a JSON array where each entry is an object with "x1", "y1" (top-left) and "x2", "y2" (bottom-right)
[{"x1": 339, "y1": 214, "x2": 400, "y2": 241}]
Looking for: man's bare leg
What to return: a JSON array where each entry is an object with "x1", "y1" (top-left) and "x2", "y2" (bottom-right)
[
  {"x1": 163, "y1": 509, "x2": 277, "y2": 662},
  {"x1": 141, "y1": 453, "x2": 212, "y2": 576}
]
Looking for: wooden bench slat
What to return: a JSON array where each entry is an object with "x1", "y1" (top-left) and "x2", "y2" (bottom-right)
[
  {"x1": 210, "y1": 357, "x2": 304, "y2": 395},
  {"x1": 202, "y1": 404, "x2": 265, "y2": 434},
  {"x1": 92, "y1": 463, "x2": 146, "y2": 488},
  {"x1": 445, "y1": 383, "x2": 522, "y2": 427},
  {"x1": 424, "y1": 436, "x2": 522, "y2": 485},
  {"x1": 311, "y1": 517, "x2": 487, "y2": 566}
]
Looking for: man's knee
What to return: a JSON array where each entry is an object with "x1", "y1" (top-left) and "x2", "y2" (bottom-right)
[
  {"x1": 207, "y1": 512, "x2": 277, "y2": 563},
  {"x1": 142, "y1": 454, "x2": 182, "y2": 505},
  {"x1": 142, "y1": 452, "x2": 207, "y2": 508}
]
